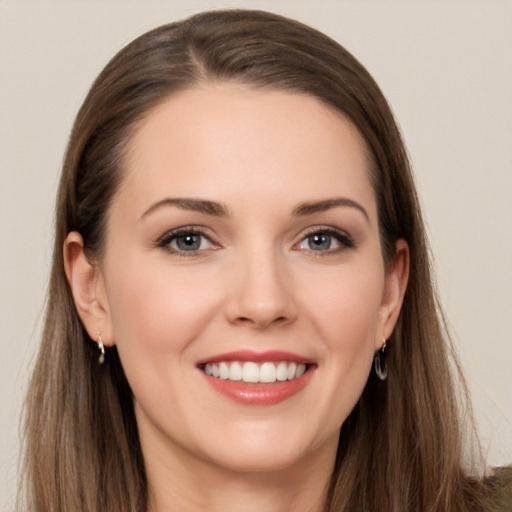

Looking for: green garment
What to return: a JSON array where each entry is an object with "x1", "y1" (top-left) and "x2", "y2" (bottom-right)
[{"x1": 490, "y1": 466, "x2": 512, "y2": 511}]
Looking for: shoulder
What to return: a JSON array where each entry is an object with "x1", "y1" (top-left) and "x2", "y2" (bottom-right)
[{"x1": 487, "y1": 466, "x2": 512, "y2": 512}]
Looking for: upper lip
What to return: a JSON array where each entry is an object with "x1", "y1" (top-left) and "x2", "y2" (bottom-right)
[{"x1": 196, "y1": 350, "x2": 315, "y2": 366}]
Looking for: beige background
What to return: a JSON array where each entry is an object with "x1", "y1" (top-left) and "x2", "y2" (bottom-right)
[{"x1": 1, "y1": 0, "x2": 511, "y2": 508}]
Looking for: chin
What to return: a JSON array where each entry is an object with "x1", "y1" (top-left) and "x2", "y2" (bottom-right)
[
  {"x1": 206, "y1": 443, "x2": 314, "y2": 474},
  {"x1": 195, "y1": 420, "x2": 338, "y2": 475}
]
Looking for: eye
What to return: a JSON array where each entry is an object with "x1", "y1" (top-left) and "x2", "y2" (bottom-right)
[
  {"x1": 296, "y1": 228, "x2": 354, "y2": 253},
  {"x1": 301, "y1": 233, "x2": 334, "y2": 251},
  {"x1": 158, "y1": 228, "x2": 217, "y2": 254}
]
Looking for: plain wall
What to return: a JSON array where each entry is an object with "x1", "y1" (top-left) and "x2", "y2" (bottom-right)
[{"x1": 1, "y1": 0, "x2": 511, "y2": 508}]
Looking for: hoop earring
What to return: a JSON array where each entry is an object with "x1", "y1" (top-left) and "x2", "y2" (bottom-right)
[
  {"x1": 373, "y1": 338, "x2": 388, "y2": 380},
  {"x1": 97, "y1": 335, "x2": 105, "y2": 365}
]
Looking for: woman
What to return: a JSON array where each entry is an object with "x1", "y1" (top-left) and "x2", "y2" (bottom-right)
[{"x1": 19, "y1": 9, "x2": 509, "y2": 512}]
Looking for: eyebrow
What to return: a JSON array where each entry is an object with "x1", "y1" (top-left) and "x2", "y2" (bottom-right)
[
  {"x1": 140, "y1": 196, "x2": 369, "y2": 223},
  {"x1": 140, "y1": 198, "x2": 230, "y2": 220},
  {"x1": 292, "y1": 197, "x2": 370, "y2": 222}
]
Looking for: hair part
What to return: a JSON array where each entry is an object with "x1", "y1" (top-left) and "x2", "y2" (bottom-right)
[{"x1": 20, "y1": 9, "x2": 490, "y2": 512}]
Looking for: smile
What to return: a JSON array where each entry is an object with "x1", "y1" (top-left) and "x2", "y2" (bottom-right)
[
  {"x1": 203, "y1": 361, "x2": 307, "y2": 383},
  {"x1": 198, "y1": 351, "x2": 315, "y2": 406}
]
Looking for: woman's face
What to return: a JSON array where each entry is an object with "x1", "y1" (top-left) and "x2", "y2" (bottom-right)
[{"x1": 89, "y1": 85, "x2": 407, "y2": 475}]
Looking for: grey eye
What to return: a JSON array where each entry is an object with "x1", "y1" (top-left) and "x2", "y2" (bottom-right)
[
  {"x1": 306, "y1": 233, "x2": 332, "y2": 250},
  {"x1": 296, "y1": 228, "x2": 352, "y2": 253},
  {"x1": 165, "y1": 232, "x2": 213, "y2": 252},
  {"x1": 301, "y1": 233, "x2": 332, "y2": 251},
  {"x1": 174, "y1": 234, "x2": 202, "y2": 251}
]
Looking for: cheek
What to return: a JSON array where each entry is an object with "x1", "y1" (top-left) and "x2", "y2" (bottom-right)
[
  {"x1": 297, "y1": 260, "x2": 383, "y2": 364},
  {"x1": 103, "y1": 256, "x2": 227, "y2": 424},
  {"x1": 104, "y1": 254, "x2": 223, "y2": 356},
  {"x1": 288, "y1": 261, "x2": 384, "y2": 434}
]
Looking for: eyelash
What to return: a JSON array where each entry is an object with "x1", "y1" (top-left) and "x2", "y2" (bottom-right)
[
  {"x1": 156, "y1": 227, "x2": 218, "y2": 257},
  {"x1": 156, "y1": 226, "x2": 355, "y2": 257},
  {"x1": 295, "y1": 226, "x2": 355, "y2": 256}
]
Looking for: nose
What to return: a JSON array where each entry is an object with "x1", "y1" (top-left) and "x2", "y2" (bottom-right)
[{"x1": 224, "y1": 248, "x2": 298, "y2": 329}]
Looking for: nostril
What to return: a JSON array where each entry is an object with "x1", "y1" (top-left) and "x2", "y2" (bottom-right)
[
  {"x1": 233, "y1": 315, "x2": 289, "y2": 327},
  {"x1": 224, "y1": 279, "x2": 298, "y2": 328}
]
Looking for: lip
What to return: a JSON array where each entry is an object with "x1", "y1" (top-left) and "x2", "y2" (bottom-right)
[
  {"x1": 196, "y1": 350, "x2": 314, "y2": 365},
  {"x1": 197, "y1": 350, "x2": 316, "y2": 406}
]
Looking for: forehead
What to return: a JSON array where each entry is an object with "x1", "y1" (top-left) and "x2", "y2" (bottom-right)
[{"x1": 117, "y1": 84, "x2": 376, "y2": 218}]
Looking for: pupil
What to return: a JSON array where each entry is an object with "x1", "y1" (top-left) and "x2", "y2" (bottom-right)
[
  {"x1": 177, "y1": 234, "x2": 200, "y2": 250},
  {"x1": 309, "y1": 233, "x2": 331, "y2": 250}
]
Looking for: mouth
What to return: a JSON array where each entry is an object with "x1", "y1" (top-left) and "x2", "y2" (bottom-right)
[
  {"x1": 197, "y1": 351, "x2": 316, "y2": 405},
  {"x1": 201, "y1": 360, "x2": 309, "y2": 383}
]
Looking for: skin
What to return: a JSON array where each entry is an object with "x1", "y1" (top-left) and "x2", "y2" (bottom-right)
[{"x1": 65, "y1": 84, "x2": 409, "y2": 512}]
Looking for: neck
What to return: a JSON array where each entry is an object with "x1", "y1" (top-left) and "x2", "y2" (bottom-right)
[{"x1": 144, "y1": 437, "x2": 335, "y2": 512}]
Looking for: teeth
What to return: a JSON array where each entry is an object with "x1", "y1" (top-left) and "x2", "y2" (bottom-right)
[
  {"x1": 259, "y1": 362, "x2": 276, "y2": 383},
  {"x1": 276, "y1": 361, "x2": 288, "y2": 381},
  {"x1": 203, "y1": 361, "x2": 309, "y2": 383},
  {"x1": 229, "y1": 361, "x2": 242, "y2": 381},
  {"x1": 243, "y1": 362, "x2": 259, "y2": 383},
  {"x1": 219, "y1": 362, "x2": 229, "y2": 380},
  {"x1": 287, "y1": 362, "x2": 297, "y2": 380}
]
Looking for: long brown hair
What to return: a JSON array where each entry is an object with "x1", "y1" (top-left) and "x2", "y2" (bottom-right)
[{"x1": 20, "y1": 9, "x2": 490, "y2": 511}]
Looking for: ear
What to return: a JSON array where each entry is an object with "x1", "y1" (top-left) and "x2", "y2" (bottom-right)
[
  {"x1": 376, "y1": 238, "x2": 410, "y2": 349},
  {"x1": 63, "y1": 231, "x2": 114, "y2": 346}
]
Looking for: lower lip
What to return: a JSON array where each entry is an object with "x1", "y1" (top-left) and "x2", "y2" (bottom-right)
[{"x1": 200, "y1": 369, "x2": 314, "y2": 406}]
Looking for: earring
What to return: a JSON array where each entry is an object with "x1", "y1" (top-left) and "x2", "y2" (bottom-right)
[
  {"x1": 97, "y1": 334, "x2": 105, "y2": 364},
  {"x1": 373, "y1": 338, "x2": 388, "y2": 380}
]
